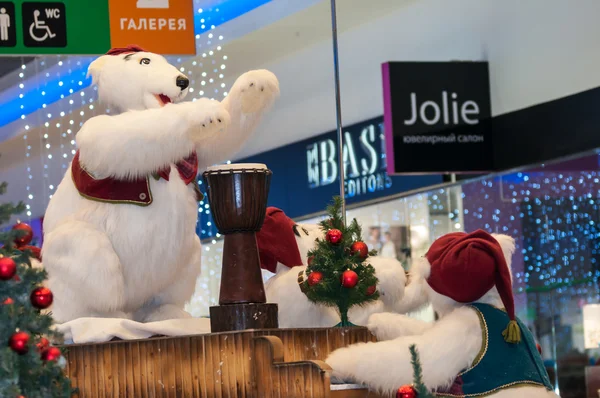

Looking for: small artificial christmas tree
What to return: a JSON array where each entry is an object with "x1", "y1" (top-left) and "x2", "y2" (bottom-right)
[
  {"x1": 0, "y1": 181, "x2": 73, "y2": 397},
  {"x1": 300, "y1": 196, "x2": 379, "y2": 327}
]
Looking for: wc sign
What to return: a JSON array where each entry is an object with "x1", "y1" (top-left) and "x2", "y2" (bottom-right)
[
  {"x1": 22, "y1": 2, "x2": 66, "y2": 47},
  {"x1": 382, "y1": 61, "x2": 493, "y2": 175}
]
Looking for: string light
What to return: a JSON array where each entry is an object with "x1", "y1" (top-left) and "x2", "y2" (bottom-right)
[{"x1": 20, "y1": 58, "x2": 33, "y2": 219}]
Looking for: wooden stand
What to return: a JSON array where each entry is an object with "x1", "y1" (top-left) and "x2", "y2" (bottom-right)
[
  {"x1": 62, "y1": 327, "x2": 387, "y2": 397},
  {"x1": 209, "y1": 302, "x2": 278, "y2": 332}
]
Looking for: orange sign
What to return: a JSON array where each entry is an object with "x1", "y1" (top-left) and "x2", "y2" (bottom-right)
[{"x1": 108, "y1": 0, "x2": 195, "y2": 55}]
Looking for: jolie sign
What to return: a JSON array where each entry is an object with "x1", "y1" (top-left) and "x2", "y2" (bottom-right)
[{"x1": 382, "y1": 61, "x2": 493, "y2": 174}]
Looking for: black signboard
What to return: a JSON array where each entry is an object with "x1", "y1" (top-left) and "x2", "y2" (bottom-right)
[
  {"x1": 22, "y1": 2, "x2": 67, "y2": 48},
  {"x1": 382, "y1": 61, "x2": 492, "y2": 174}
]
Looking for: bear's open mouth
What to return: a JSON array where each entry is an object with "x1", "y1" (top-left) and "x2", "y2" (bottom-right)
[{"x1": 155, "y1": 94, "x2": 172, "y2": 107}]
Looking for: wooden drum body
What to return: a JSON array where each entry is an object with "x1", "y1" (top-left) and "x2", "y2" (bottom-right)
[{"x1": 202, "y1": 164, "x2": 278, "y2": 332}]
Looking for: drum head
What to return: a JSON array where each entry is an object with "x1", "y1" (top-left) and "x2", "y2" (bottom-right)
[{"x1": 207, "y1": 163, "x2": 267, "y2": 172}]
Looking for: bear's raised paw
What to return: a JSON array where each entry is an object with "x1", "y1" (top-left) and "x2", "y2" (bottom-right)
[{"x1": 232, "y1": 69, "x2": 280, "y2": 114}]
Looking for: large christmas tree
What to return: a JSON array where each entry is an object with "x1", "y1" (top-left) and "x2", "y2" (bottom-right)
[
  {"x1": 0, "y1": 181, "x2": 73, "y2": 397},
  {"x1": 300, "y1": 196, "x2": 379, "y2": 327}
]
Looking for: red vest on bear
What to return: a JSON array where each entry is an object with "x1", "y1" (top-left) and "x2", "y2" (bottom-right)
[{"x1": 71, "y1": 150, "x2": 201, "y2": 206}]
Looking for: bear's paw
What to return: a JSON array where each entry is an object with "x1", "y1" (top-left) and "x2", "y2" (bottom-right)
[{"x1": 234, "y1": 70, "x2": 280, "y2": 113}]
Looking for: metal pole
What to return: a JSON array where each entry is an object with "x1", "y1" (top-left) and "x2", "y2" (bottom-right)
[{"x1": 329, "y1": 0, "x2": 346, "y2": 225}]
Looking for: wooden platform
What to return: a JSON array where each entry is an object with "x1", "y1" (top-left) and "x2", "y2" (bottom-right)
[{"x1": 62, "y1": 327, "x2": 389, "y2": 398}]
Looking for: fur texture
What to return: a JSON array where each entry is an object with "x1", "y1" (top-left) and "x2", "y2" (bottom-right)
[
  {"x1": 42, "y1": 50, "x2": 279, "y2": 324},
  {"x1": 326, "y1": 234, "x2": 559, "y2": 397},
  {"x1": 264, "y1": 222, "x2": 424, "y2": 327}
]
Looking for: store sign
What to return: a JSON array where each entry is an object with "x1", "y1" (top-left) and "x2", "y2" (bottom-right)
[
  {"x1": 0, "y1": 0, "x2": 194, "y2": 55},
  {"x1": 0, "y1": 0, "x2": 110, "y2": 54},
  {"x1": 108, "y1": 0, "x2": 195, "y2": 55},
  {"x1": 230, "y1": 116, "x2": 443, "y2": 226},
  {"x1": 306, "y1": 121, "x2": 392, "y2": 198},
  {"x1": 382, "y1": 61, "x2": 493, "y2": 175}
]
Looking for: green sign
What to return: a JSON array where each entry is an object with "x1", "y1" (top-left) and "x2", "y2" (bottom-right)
[{"x1": 0, "y1": 0, "x2": 110, "y2": 55}]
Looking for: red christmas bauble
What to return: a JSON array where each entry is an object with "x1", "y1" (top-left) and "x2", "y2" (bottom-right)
[
  {"x1": 341, "y1": 270, "x2": 359, "y2": 288},
  {"x1": 30, "y1": 287, "x2": 53, "y2": 309},
  {"x1": 307, "y1": 271, "x2": 323, "y2": 286},
  {"x1": 12, "y1": 222, "x2": 33, "y2": 247},
  {"x1": 536, "y1": 342, "x2": 542, "y2": 355},
  {"x1": 366, "y1": 285, "x2": 377, "y2": 296},
  {"x1": 9, "y1": 331, "x2": 30, "y2": 355},
  {"x1": 2, "y1": 297, "x2": 14, "y2": 305},
  {"x1": 41, "y1": 346, "x2": 61, "y2": 362},
  {"x1": 0, "y1": 257, "x2": 17, "y2": 280},
  {"x1": 36, "y1": 337, "x2": 50, "y2": 352},
  {"x1": 350, "y1": 241, "x2": 369, "y2": 259},
  {"x1": 397, "y1": 385, "x2": 417, "y2": 398},
  {"x1": 326, "y1": 229, "x2": 343, "y2": 245}
]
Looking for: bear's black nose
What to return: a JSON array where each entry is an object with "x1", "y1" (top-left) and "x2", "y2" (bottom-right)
[{"x1": 176, "y1": 76, "x2": 190, "y2": 90}]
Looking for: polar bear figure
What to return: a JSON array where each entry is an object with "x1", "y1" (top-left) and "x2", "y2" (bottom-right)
[
  {"x1": 42, "y1": 46, "x2": 279, "y2": 324},
  {"x1": 256, "y1": 207, "x2": 426, "y2": 328},
  {"x1": 326, "y1": 231, "x2": 558, "y2": 397}
]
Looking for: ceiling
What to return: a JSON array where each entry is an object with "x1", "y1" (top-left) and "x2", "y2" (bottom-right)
[{"x1": 0, "y1": 0, "x2": 416, "y2": 218}]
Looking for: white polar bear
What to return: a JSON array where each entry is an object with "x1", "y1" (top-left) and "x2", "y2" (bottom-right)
[
  {"x1": 326, "y1": 231, "x2": 558, "y2": 398},
  {"x1": 256, "y1": 207, "x2": 426, "y2": 328},
  {"x1": 42, "y1": 46, "x2": 279, "y2": 324}
]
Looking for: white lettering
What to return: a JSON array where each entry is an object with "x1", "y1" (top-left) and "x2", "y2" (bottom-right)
[
  {"x1": 307, "y1": 144, "x2": 319, "y2": 188},
  {"x1": 138, "y1": 18, "x2": 147, "y2": 30},
  {"x1": 169, "y1": 19, "x2": 176, "y2": 30},
  {"x1": 458, "y1": 135, "x2": 484, "y2": 143},
  {"x1": 120, "y1": 18, "x2": 127, "y2": 30},
  {"x1": 178, "y1": 19, "x2": 186, "y2": 30},
  {"x1": 402, "y1": 134, "x2": 457, "y2": 145},
  {"x1": 442, "y1": 91, "x2": 449, "y2": 124},
  {"x1": 359, "y1": 125, "x2": 378, "y2": 175},
  {"x1": 367, "y1": 175, "x2": 377, "y2": 192},
  {"x1": 342, "y1": 132, "x2": 360, "y2": 178},
  {"x1": 404, "y1": 93, "x2": 418, "y2": 125},
  {"x1": 45, "y1": 8, "x2": 60, "y2": 18},
  {"x1": 404, "y1": 92, "x2": 481, "y2": 126},
  {"x1": 451, "y1": 92, "x2": 459, "y2": 124},
  {"x1": 419, "y1": 101, "x2": 440, "y2": 125},
  {"x1": 461, "y1": 101, "x2": 480, "y2": 125},
  {"x1": 320, "y1": 140, "x2": 337, "y2": 185},
  {"x1": 127, "y1": 19, "x2": 137, "y2": 30}
]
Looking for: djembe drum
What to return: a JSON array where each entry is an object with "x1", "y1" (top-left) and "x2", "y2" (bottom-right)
[{"x1": 202, "y1": 163, "x2": 279, "y2": 332}]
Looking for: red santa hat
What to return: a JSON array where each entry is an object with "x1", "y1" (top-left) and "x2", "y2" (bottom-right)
[
  {"x1": 425, "y1": 229, "x2": 521, "y2": 343},
  {"x1": 256, "y1": 207, "x2": 303, "y2": 273},
  {"x1": 105, "y1": 45, "x2": 146, "y2": 56}
]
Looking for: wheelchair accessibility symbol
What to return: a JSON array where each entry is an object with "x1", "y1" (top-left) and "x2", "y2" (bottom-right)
[
  {"x1": 29, "y1": 9, "x2": 56, "y2": 42},
  {"x1": 21, "y1": 2, "x2": 66, "y2": 47}
]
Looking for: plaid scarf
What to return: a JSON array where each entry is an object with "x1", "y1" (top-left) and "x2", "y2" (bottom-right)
[{"x1": 154, "y1": 151, "x2": 198, "y2": 185}]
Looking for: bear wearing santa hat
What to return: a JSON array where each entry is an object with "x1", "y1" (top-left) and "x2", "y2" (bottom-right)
[
  {"x1": 256, "y1": 207, "x2": 427, "y2": 328},
  {"x1": 326, "y1": 230, "x2": 557, "y2": 397}
]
